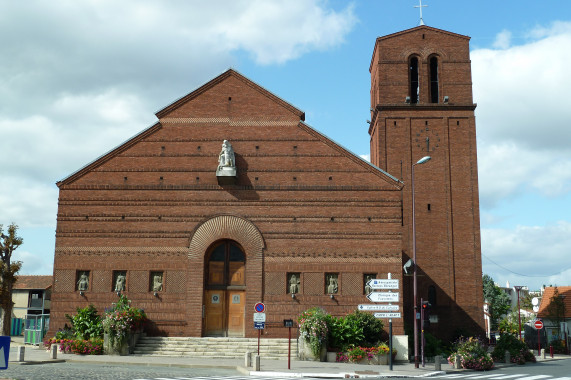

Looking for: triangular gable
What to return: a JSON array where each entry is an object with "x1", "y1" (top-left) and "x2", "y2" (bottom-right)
[
  {"x1": 155, "y1": 69, "x2": 305, "y2": 121},
  {"x1": 57, "y1": 122, "x2": 162, "y2": 186},
  {"x1": 299, "y1": 121, "x2": 403, "y2": 190}
]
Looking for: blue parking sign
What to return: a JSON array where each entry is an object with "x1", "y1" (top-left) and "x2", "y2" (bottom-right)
[{"x1": 0, "y1": 336, "x2": 10, "y2": 370}]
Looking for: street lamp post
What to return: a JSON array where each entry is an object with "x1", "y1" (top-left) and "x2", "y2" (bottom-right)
[
  {"x1": 514, "y1": 286, "x2": 523, "y2": 340},
  {"x1": 412, "y1": 155, "x2": 431, "y2": 369}
]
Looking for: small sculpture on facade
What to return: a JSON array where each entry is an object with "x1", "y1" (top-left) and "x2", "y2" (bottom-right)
[
  {"x1": 216, "y1": 140, "x2": 237, "y2": 184},
  {"x1": 364, "y1": 274, "x2": 374, "y2": 295},
  {"x1": 327, "y1": 274, "x2": 338, "y2": 294},
  {"x1": 289, "y1": 274, "x2": 300, "y2": 294},
  {"x1": 114, "y1": 273, "x2": 126, "y2": 292},
  {"x1": 77, "y1": 272, "x2": 89, "y2": 291},
  {"x1": 152, "y1": 273, "x2": 163, "y2": 292},
  {"x1": 218, "y1": 140, "x2": 235, "y2": 169}
]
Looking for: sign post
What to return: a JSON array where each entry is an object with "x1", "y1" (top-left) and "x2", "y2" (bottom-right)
[
  {"x1": 534, "y1": 319, "x2": 544, "y2": 356},
  {"x1": 284, "y1": 319, "x2": 294, "y2": 369},
  {"x1": 254, "y1": 302, "x2": 266, "y2": 355}
]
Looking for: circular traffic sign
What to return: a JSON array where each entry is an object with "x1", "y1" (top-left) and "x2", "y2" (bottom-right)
[
  {"x1": 254, "y1": 302, "x2": 265, "y2": 313},
  {"x1": 534, "y1": 320, "x2": 544, "y2": 329}
]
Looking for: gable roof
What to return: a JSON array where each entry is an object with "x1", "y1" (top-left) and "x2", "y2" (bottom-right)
[
  {"x1": 155, "y1": 69, "x2": 305, "y2": 121},
  {"x1": 299, "y1": 121, "x2": 402, "y2": 188},
  {"x1": 537, "y1": 286, "x2": 571, "y2": 319},
  {"x1": 14, "y1": 275, "x2": 53, "y2": 290}
]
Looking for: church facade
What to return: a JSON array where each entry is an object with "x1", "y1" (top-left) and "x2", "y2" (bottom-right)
[{"x1": 50, "y1": 25, "x2": 484, "y2": 343}]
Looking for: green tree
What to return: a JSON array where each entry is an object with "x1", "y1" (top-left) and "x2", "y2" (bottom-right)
[
  {"x1": 0, "y1": 223, "x2": 24, "y2": 336},
  {"x1": 520, "y1": 293, "x2": 534, "y2": 310},
  {"x1": 483, "y1": 274, "x2": 511, "y2": 330}
]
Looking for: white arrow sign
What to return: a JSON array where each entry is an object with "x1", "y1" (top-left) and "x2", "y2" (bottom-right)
[
  {"x1": 367, "y1": 291, "x2": 399, "y2": 302},
  {"x1": 367, "y1": 279, "x2": 399, "y2": 290},
  {"x1": 358, "y1": 304, "x2": 399, "y2": 311},
  {"x1": 374, "y1": 312, "x2": 402, "y2": 319}
]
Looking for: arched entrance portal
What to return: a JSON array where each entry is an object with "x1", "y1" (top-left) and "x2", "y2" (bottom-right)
[{"x1": 203, "y1": 240, "x2": 245, "y2": 337}]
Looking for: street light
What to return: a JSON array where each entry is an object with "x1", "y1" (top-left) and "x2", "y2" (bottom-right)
[
  {"x1": 514, "y1": 286, "x2": 523, "y2": 340},
  {"x1": 412, "y1": 155, "x2": 431, "y2": 368}
]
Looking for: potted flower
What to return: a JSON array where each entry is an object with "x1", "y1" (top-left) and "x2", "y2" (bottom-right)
[
  {"x1": 297, "y1": 307, "x2": 329, "y2": 361},
  {"x1": 347, "y1": 346, "x2": 368, "y2": 364},
  {"x1": 377, "y1": 342, "x2": 390, "y2": 365},
  {"x1": 102, "y1": 295, "x2": 146, "y2": 355}
]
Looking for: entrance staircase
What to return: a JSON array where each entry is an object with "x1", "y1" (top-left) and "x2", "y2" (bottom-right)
[{"x1": 133, "y1": 336, "x2": 297, "y2": 359}]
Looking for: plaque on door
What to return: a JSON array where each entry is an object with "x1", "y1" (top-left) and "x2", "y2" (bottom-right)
[
  {"x1": 232, "y1": 294, "x2": 240, "y2": 304},
  {"x1": 211, "y1": 294, "x2": 220, "y2": 304}
]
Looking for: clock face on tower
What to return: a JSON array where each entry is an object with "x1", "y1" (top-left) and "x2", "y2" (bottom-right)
[{"x1": 415, "y1": 126, "x2": 440, "y2": 153}]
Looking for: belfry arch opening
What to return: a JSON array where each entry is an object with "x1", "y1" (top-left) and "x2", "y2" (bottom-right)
[
  {"x1": 409, "y1": 56, "x2": 420, "y2": 103},
  {"x1": 429, "y1": 56, "x2": 439, "y2": 103}
]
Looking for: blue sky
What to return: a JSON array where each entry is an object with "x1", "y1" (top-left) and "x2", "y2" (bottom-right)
[{"x1": 1, "y1": 0, "x2": 570, "y2": 291}]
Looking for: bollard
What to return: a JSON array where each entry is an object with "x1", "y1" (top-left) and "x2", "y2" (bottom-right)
[
  {"x1": 434, "y1": 355, "x2": 441, "y2": 371},
  {"x1": 245, "y1": 351, "x2": 251, "y2": 367},
  {"x1": 454, "y1": 354, "x2": 461, "y2": 369},
  {"x1": 254, "y1": 354, "x2": 260, "y2": 371},
  {"x1": 541, "y1": 348, "x2": 546, "y2": 359},
  {"x1": 550, "y1": 345, "x2": 553, "y2": 358},
  {"x1": 17, "y1": 346, "x2": 25, "y2": 362},
  {"x1": 50, "y1": 344, "x2": 58, "y2": 359},
  {"x1": 504, "y1": 350, "x2": 510, "y2": 364}
]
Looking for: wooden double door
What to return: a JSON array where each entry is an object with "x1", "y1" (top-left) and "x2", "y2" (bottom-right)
[{"x1": 203, "y1": 240, "x2": 245, "y2": 337}]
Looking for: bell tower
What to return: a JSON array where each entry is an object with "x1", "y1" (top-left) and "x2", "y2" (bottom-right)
[{"x1": 369, "y1": 26, "x2": 484, "y2": 340}]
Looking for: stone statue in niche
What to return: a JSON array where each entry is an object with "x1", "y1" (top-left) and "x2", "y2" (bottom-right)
[
  {"x1": 364, "y1": 274, "x2": 374, "y2": 295},
  {"x1": 216, "y1": 140, "x2": 237, "y2": 184},
  {"x1": 289, "y1": 274, "x2": 300, "y2": 294},
  {"x1": 326, "y1": 274, "x2": 338, "y2": 294},
  {"x1": 77, "y1": 272, "x2": 89, "y2": 291},
  {"x1": 218, "y1": 140, "x2": 235, "y2": 169},
  {"x1": 114, "y1": 273, "x2": 126, "y2": 292},
  {"x1": 152, "y1": 273, "x2": 163, "y2": 292}
]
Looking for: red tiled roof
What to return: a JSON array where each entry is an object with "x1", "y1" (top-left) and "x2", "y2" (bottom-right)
[
  {"x1": 14, "y1": 275, "x2": 53, "y2": 290},
  {"x1": 537, "y1": 286, "x2": 571, "y2": 319}
]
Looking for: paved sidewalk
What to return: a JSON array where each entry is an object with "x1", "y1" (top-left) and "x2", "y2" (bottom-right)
[{"x1": 6, "y1": 338, "x2": 571, "y2": 378}]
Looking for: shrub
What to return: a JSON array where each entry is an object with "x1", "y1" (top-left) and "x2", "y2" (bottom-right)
[
  {"x1": 297, "y1": 307, "x2": 329, "y2": 357},
  {"x1": 492, "y1": 334, "x2": 535, "y2": 364},
  {"x1": 448, "y1": 336, "x2": 494, "y2": 371},
  {"x1": 326, "y1": 314, "x2": 364, "y2": 351},
  {"x1": 66, "y1": 304, "x2": 103, "y2": 340},
  {"x1": 345, "y1": 310, "x2": 385, "y2": 347}
]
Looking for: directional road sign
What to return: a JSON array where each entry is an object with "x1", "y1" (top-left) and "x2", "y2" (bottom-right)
[
  {"x1": 374, "y1": 312, "x2": 401, "y2": 319},
  {"x1": 366, "y1": 291, "x2": 399, "y2": 302},
  {"x1": 367, "y1": 279, "x2": 399, "y2": 290},
  {"x1": 358, "y1": 304, "x2": 399, "y2": 311}
]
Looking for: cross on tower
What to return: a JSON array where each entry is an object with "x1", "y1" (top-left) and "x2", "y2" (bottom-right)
[{"x1": 414, "y1": 0, "x2": 428, "y2": 26}]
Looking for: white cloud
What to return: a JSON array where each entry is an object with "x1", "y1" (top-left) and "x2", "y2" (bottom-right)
[
  {"x1": 492, "y1": 29, "x2": 512, "y2": 49},
  {"x1": 474, "y1": 21, "x2": 571, "y2": 208},
  {"x1": 0, "y1": 0, "x2": 356, "y2": 228},
  {"x1": 12, "y1": 249, "x2": 53, "y2": 276},
  {"x1": 482, "y1": 221, "x2": 571, "y2": 290}
]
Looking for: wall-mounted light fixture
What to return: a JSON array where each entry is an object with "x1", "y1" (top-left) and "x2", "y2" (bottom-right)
[
  {"x1": 153, "y1": 291, "x2": 159, "y2": 297},
  {"x1": 291, "y1": 292, "x2": 296, "y2": 299},
  {"x1": 79, "y1": 291, "x2": 85, "y2": 296}
]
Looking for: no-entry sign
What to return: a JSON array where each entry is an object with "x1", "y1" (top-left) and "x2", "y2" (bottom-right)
[{"x1": 534, "y1": 320, "x2": 544, "y2": 329}]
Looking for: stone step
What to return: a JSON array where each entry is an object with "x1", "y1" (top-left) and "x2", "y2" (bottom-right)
[{"x1": 133, "y1": 337, "x2": 297, "y2": 359}]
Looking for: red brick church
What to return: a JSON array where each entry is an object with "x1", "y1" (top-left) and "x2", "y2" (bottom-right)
[{"x1": 50, "y1": 25, "x2": 484, "y2": 345}]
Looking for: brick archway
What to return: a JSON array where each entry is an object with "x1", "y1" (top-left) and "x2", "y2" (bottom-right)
[{"x1": 188, "y1": 215, "x2": 265, "y2": 259}]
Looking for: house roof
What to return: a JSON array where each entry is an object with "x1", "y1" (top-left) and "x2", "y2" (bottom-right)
[
  {"x1": 537, "y1": 286, "x2": 571, "y2": 319},
  {"x1": 14, "y1": 275, "x2": 53, "y2": 290}
]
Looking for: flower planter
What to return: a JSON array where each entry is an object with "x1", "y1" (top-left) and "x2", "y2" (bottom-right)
[
  {"x1": 326, "y1": 351, "x2": 337, "y2": 362},
  {"x1": 377, "y1": 354, "x2": 388, "y2": 365},
  {"x1": 298, "y1": 336, "x2": 326, "y2": 361},
  {"x1": 103, "y1": 333, "x2": 129, "y2": 356}
]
